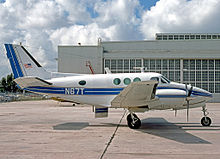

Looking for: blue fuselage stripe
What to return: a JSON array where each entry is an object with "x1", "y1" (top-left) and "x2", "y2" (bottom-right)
[
  {"x1": 95, "y1": 108, "x2": 108, "y2": 113},
  {"x1": 157, "y1": 87, "x2": 186, "y2": 91},
  {"x1": 24, "y1": 88, "x2": 64, "y2": 94},
  {"x1": 156, "y1": 95, "x2": 186, "y2": 98},
  {"x1": 25, "y1": 86, "x2": 211, "y2": 97}
]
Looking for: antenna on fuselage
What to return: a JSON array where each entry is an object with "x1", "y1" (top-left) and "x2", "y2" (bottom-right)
[{"x1": 104, "y1": 67, "x2": 111, "y2": 74}]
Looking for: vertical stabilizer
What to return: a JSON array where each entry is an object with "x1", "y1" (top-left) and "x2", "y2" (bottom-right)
[{"x1": 4, "y1": 44, "x2": 51, "y2": 79}]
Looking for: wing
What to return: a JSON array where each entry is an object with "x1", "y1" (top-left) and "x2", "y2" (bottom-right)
[
  {"x1": 111, "y1": 81, "x2": 159, "y2": 108},
  {"x1": 14, "y1": 76, "x2": 52, "y2": 88}
]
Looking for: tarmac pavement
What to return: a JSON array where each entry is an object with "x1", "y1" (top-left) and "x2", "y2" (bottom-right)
[{"x1": 0, "y1": 100, "x2": 220, "y2": 159}]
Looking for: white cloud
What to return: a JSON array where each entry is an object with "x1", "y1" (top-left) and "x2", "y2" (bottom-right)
[
  {"x1": 55, "y1": 0, "x2": 92, "y2": 25},
  {"x1": 50, "y1": 23, "x2": 117, "y2": 47},
  {"x1": 0, "y1": 0, "x2": 220, "y2": 78},
  {"x1": 140, "y1": 0, "x2": 220, "y2": 39}
]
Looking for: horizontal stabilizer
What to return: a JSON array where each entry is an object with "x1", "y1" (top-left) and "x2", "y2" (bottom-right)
[
  {"x1": 14, "y1": 76, "x2": 52, "y2": 88},
  {"x1": 111, "y1": 81, "x2": 159, "y2": 108}
]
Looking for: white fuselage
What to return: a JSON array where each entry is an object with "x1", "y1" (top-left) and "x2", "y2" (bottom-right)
[{"x1": 24, "y1": 72, "x2": 212, "y2": 111}]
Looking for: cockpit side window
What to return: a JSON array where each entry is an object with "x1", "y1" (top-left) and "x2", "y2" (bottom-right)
[{"x1": 150, "y1": 77, "x2": 159, "y2": 82}]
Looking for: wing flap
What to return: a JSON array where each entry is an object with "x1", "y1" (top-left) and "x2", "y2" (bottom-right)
[
  {"x1": 111, "y1": 81, "x2": 158, "y2": 108},
  {"x1": 14, "y1": 76, "x2": 52, "y2": 88}
]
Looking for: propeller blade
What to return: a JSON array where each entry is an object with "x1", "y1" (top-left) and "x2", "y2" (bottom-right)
[
  {"x1": 187, "y1": 100, "x2": 189, "y2": 122},
  {"x1": 188, "y1": 86, "x2": 193, "y2": 97},
  {"x1": 185, "y1": 84, "x2": 193, "y2": 122},
  {"x1": 185, "y1": 84, "x2": 188, "y2": 96}
]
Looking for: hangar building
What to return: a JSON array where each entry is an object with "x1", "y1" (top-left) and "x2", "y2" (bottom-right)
[{"x1": 58, "y1": 33, "x2": 220, "y2": 102}]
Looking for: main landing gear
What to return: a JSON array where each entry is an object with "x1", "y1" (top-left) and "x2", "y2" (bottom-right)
[
  {"x1": 201, "y1": 105, "x2": 212, "y2": 126},
  {"x1": 127, "y1": 113, "x2": 141, "y2": 129}
]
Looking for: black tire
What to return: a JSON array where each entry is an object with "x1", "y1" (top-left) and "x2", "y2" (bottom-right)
[
  {"x1": 127, "y1": 113, "x2": 137, "y2": 122},
  {"x1": 201, "y1": 117, "x2": 212, "y2": 126},
  {"x1": 127, "y1": 114, "x2": 141, "y2": 129}
]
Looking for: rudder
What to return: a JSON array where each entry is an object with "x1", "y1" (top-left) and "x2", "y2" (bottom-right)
[{"x1": 4, "y1": 44, "x2": 51, "y2": 79}]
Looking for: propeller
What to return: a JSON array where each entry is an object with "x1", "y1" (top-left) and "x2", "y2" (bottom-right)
[{"x1": 185, "y1": 84, "x2": 193, "y2": 122}]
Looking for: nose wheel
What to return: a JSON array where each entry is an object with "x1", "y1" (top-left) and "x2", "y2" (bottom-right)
[
  {"x1": 127, "y1": 113, "x2": 141, "y2": 129},
  {"x1": 201, "y1": 106, "x2": 212, "y2": 126}
]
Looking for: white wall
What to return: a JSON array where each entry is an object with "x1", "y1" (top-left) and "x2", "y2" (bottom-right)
[
  {"x1": 102, "y1": 40, "x2": 220, "y2": 59},
  {"x1": 58, "y1": 45, "x2": 103, "y2": 74}
]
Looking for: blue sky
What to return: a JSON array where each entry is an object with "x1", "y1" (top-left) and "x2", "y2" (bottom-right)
[
  {"x1": 139, "y1": 0, "x2": 159, "y2": 10},
  {"x1": 0, "y1": 0, "x2": 220, "y2": 78}
]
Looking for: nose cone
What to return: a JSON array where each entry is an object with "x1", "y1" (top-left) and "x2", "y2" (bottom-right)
[{"x1": 192, "y1": 86, "x2": 213, "y2": 99}]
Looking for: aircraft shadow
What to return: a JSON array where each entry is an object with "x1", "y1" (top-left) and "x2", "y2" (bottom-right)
[
  {"x1": 53, "y1": 122, "x2": 89, "y2": 130},
  {"x1": 52, "y1": 118, "x2": 219, "y2": 144},
  {"x1": 138, "y1": 118, "x2": 212, "y2": 144}
]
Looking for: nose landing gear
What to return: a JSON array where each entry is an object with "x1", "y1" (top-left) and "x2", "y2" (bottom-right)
[
  {"x1": 201, "y1": 106, "x2": 212, "y2": 126},
  {"x1": 127, "y1": 113, "x2": 141, "y2": 129}
]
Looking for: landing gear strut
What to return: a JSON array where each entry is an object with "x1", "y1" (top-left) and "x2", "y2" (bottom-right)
[
  {"x1": 127, "y1": 113, "x2": 141, "y2": 129},
  {"x1": 201, "y1": 105, "x2": 212, "y2": 126}
]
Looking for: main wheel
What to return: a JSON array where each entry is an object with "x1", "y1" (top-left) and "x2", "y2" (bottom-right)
[
  {"x1": 127, "y1": 113, "x2": 137, "y2": 121},
  {"x1": 127, "y1": 114, "x2": 141, "y2": 129},
  {"x1": 201, "y1": 117, "x2": 212, "y2": 126}
]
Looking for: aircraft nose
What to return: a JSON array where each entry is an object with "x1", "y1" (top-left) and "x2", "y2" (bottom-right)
[{"x1": 192, "y1": 86, "x2": 213, "y2": 99}]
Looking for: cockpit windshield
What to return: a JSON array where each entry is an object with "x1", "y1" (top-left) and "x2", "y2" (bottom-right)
[
  {"x1": 150, "y1": 76, "x2": 171, "y2": 84},
  {"x1": 161, "y1": 76, "x2": 170, "y2": 83}
]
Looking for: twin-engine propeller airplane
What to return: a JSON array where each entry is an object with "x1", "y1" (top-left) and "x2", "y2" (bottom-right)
[{"x1": 4, "y1": 44, "x2": 213, "y2": 129}]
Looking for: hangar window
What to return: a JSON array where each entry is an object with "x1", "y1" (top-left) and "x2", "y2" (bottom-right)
[
  {"x1": 79, "y1": 80, "x2": 86, "y2": 86},
  {"x1": 185, "y1": 35, "x2": 189, "y2": 39},
  {"x1": 111, "y1": 60, "x2": 116, "y2": 69},
  {"x1": 215, "y1": 71, "x2": 220, "y2": 81},
  {"x1": 124, "y1": 78, "x2": 131, "y2": 85},
  {"x1": 169, "y1": 35, "x2": 173, "y2": 40},
  {"x1": 215, "y1": 83, "x2": 220, "y2": 93},
  {"x1": 162, "y1": 60, "x2": 168, "y2": 69},
  {"x1": 209, "y1": 60, "x2": 214, "y2": 69},
  {"x1": 190, "y1": 35, "x2": 195, "y2": 39},
  {"x1": 196, "y1": 71, "x2": 201, "y2": 81},
  {"x1": 196, "y1": 60, "x2": 201, "y2": 70},
  {"x1": 209, "y1": 71, "x2": 214, "y2": 81},
  {"x1": 105, "y1": 59, "x2": 110, "y2": 69},
  {"x1": 180, "y1": 35, "x2": 184, "y2": 40},
  {"x1": 130, "y1": 59, "x2": 135, "y2": 72},
  {"x1": 133, "y1": 77, "x2": 141, "y2": 82},
  {"x1": 169, "y1": 71, "x2": 175, "y2": 81},
  {"x1": 169, "y1": 60, "x2": 175, "y2": 70},
  {"x1": 202, "y1": 71, "x2": 208, "y2": 81},
  {"x1": 215, "y1": 60, "x2": 220, "y2": 70},
  {"x1": 113, "y1": 78, "x2": 121, "y2": 85},
  {"x1": 213, "y1": 35, "x2": 217, "y2": 39},
  {"x1": 162, "y1": 35, "x2": 167, "y2": 40},
  {"x1": 201, "y1": 35, "x2": 206, "y2": 39},
  {"x1": 174, "y1": 35, "x2": 178, "y2": 40},
  {"x1": 202, "y1": 60, "x2": 208, "y2": 70},
  {"x1": 190, "y1": 60, "x2": 195, "y2": 70},
  {"x1": 156, "y1": 60, "x2": 161, "y2": 69},
  {"x1": 209, "y1": 83, "x2": 214, "y2": 93},
  {"x1": 124, "y1": 59, "x2": 129, "y2": 69}
]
